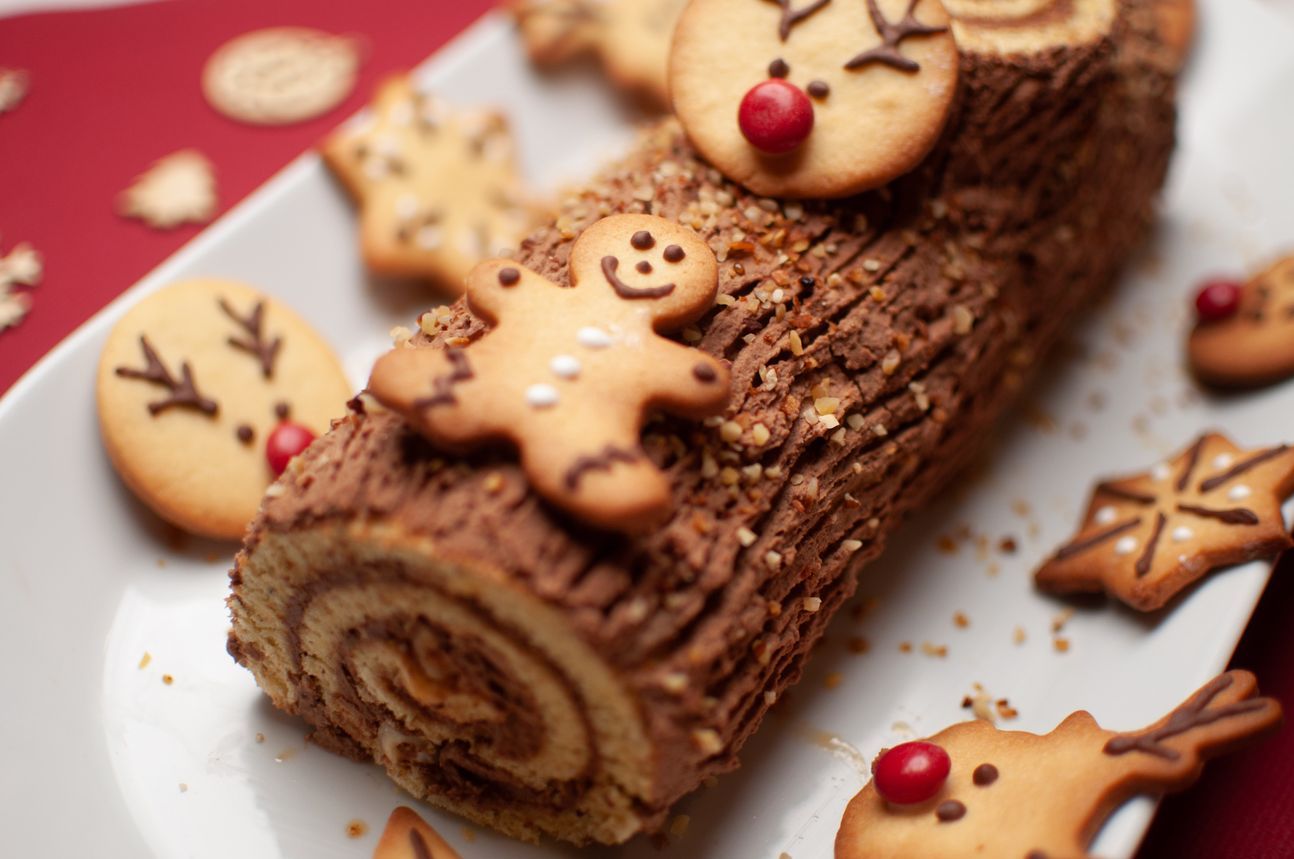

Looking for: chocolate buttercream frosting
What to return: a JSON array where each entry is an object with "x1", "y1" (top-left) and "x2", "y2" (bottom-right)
[{"x1": 228, "y1": 2, "x2": 1178, "y2": 846}]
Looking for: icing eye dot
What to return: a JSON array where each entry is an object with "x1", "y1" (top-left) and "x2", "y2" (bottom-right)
[
  {"x1": 636, "y1": 260, "x2": 653, "y2": 274},
  {"x1": 274, "y1": 401, "x2": 291, "y2": 420},
  {"x1": 664, "y1": 245, "x2": 686, "y2": 263},
  {"x1": 693, "y1": 362, "x2": 717, "y2": 382},
  {"x1": 768, "y1": 57, "x2": 790, "y2": 78},
  {"x1": 236, "y1": 424, "x2": 255, "y2": 445},
  {"x1": 972, "y1": 763, "x2": 998, "y2": 786},
  {"x1": 631, "y1": 230, "x2": 656, "y2": 250},
  {"x1": 807, "y1": 80, "x2": 830, "y2": 99},
  {"x1": 498, "y1": 267, "x2": 521, "y2": 286}
]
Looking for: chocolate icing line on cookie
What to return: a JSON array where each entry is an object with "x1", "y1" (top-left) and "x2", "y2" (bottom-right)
[
  {"x1": 1134, "y1": 511, "x2": 1166, "y2": 578},
  {"x1": 1199, "y1": 446, "x2": 1290, "y2": 493},
  {"x1": 1096, "y1": 483, "x2": 1156, "y2": 505},
  {"x1": 845, "y1": 0, "x2": 947, "y2": 73},
  {"x1": 220, "y1": 298, "x2": 283, "y2": 379},
  {"x1": 564, "y1": 444, "x2": 642, "y2": 490},
  {"x1": 414, "y1": 348, "x2": 474, "y2": 410},
  {"x1": 601, "y1": 256, "x2": 676, "y2": 299},
  {"x1": 1054, "y1": 517, "x2": 1141, "y2": 560},
  {"x1": 115, "y1": 335, "x2": 219, "y2": 417},
  {"x1": 1175, "y1": 435, "x2": 1206, "y2": 492},
  {"x1": 1104, "y1": 673, "x2": 1270, "y2": 760},
  {"x1": 768, "y1": 0, "x2": 832, "y2": 41},
  {"x1": 1175, "y1": 503, "x2": 1260, "y2": 526}
]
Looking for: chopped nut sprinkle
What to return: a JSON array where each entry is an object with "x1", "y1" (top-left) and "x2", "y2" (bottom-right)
[
  {"x1": 736, "y1": 527, "x2": 758, "y2": 547},
  {"x1": 996, "y1": 699, "x2": 1020, "y2": 720},
  {"x1": 921, "y1": 642, "x2": 948, "y2": 658},
  {"x1": 691, "y1": 729, "x2": 723, "y2": 755},
  {"x1": 802, "y1": 597, "x2": 822, "y2": 613},
  {"x1": 661, "y1": 673, "x2": 688, "y2": 694},
  {"x1": 842, "y1": 539, "x2": 863, "y2": 553},
  {"x1": 765, "y1": 550, "x2": 783, "y2": 570},
  {"x1": 751, "y1": 422, "x2": 771, "y2": 446},
  {"x1": 719, "y1": 420, "x2": 743, "y2": 443},
  {"x1": 789, "y1": 330, "x2": 805, "y2": 356},
  {"x1": 1013, "y1": 626, "x2": 1027, "y2": 645},
  {"x1": 1051, "y1": 608, "x2": 1075, "y2": 633},
  {"x1": 669, "y1": 815, "x2": 691, "y2": 838},
  {"x1": 882, "y1": 349, "x2": 902, "y2": 375},
  {"x1": 138, "y1": 652, "x2": 152, "y2": 669},
  {"x1": 823, "y1": 672, "x2": 843, "y2": 690},
  {"x1": 1053, "y1": 636, "x2": 1071, "y2": 653},
  {"x1": 953, "y1": 611, "x2": 970, "y2": 629}
]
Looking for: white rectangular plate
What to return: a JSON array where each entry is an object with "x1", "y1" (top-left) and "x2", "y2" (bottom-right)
[{"x1": 3, "y1": 3, "x2": 1294, "y2": 857}]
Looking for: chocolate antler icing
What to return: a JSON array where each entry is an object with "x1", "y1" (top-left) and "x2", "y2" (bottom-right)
[
  {"x1": 220, "y1": 297, "x2": 282, "y2": 378},
  {"x1": 768, "y1": 0, "x2": 832, "y2": 40},
  {"x1": 115, "y1": 335, "x2": 219, "y2": 416},
  {"x1": 1104, "y1": 673, "x2": 1271, "y2": 761},
  {"x1": 845, "y1": 0, "x2": 947, "y2": 73}
]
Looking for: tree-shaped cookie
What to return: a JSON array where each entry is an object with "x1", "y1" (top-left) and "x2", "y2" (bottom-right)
[
  {"x1": 1033, "y1": 433, "x2": 1294, "y2": 610},
  {"x1": 1189, "y1": 256, "x2": 1294, "y2": 388},
  {"x1": 369, "y1": 214, "x2": 731, "y2": 532},
  {"x1": 836, "y1": 671, "x2": 1282, "y2": 859},
  {"x1": 322, "y1": 76, "x2": 544, "y2": 295},
  {"x1": 512, "y1": 0, "x2": 688, "y2": 107},
  {"x1": 670, "y1": 0, "x2": 959, "y2": 198}
]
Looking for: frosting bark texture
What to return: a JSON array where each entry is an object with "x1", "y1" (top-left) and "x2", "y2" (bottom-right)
[{"x1": 228, "y1": 2, "x2": 1179, "y2": 845}]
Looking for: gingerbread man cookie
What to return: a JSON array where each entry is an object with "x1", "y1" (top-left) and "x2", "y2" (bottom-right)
[
  {"x1": 97, "y1": 279, "x2": 352, "y2": 540},
  {"x1": 836, "y1": 671, "x2": 1281, "y2": 859},
  {"x1": 669, "y1": 0, "x2": 959, "y2": 198},
  {"x1": 369, "y1": 214, "x2": 730, "y2": 533},
  {"x1": 322, "y1": 76, "x2": 545, "y2": 295},
  {"x1": 1034, "y1": 433, "x2": 1294, "y2": 611},
  {"x1": 372, "y1": 807, "x2": 461, "y2": 859},
  {"x1": 1189, "y1": 257, "x2": 1294, "y2": 388},
  {"x1": 512, "y1": 0, "x2": 688, "y2": 107}
]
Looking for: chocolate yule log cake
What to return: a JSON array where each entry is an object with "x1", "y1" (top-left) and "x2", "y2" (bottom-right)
[{"x1": 228, "y1": 0, "x2": 1184, "y2": 846}]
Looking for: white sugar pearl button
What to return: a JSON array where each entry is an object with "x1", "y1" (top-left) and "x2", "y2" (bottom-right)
[
  {"x1": 1094, "y1": 506, "x2": 1118, "y2": 525},
  {"x1": 1171, "y1": 526, "x2": 1194, "y2": 543},
  {"x1": 1212, "y1": 453, "x2": 1234, "y2": 469},
  {"x1": 1229, "y1": 485, "x2": 1252, "y2": 501},
  {"x1": 525, "y1": 384, "x2": 559, "y2": 409},
  {"x1": 577, "y1": 326, "x2": 613, "y2": 349},
  {"x1": 1151, "y1": 463, "x2": 1171, "y2": 481},
  {"x1": 550, "y1": 355, "x2": 581, "y2": 379},
  {"x1": 1114, "y1": 536, "x2": 1138, "y2": 556}
]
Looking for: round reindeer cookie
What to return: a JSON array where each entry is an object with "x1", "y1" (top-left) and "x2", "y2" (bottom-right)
[
  {"x1": 203, "y1": 27, "x2": 360, "y2": 126},
  {"x1": 97, "y1": 279, "x2": 352, "y2": 540},
  {"x1": 669, "y1": 0, "x2": 959, "y2": 199},
  {"x1": 1188, "y1": 257, "x2": 1294, "y2": 388}
]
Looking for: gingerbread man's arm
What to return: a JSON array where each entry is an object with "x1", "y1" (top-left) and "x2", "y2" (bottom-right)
[
  {"x1": 640, "y1": 339, "x2": 731, "y2": 419},
  {"x1": 368, "y1": 345, "x2": 499, "y2": 449},
  {"x1": 463, "y1": 259, "x2": 555, "y2": 325}
]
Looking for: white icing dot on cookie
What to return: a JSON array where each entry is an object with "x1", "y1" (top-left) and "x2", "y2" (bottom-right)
[
  {"x1": 396, "y1": 193, "x2": 419, "y2": 219},
  {"x1": 416, "y1": 225, "x2": 443, "y2": 251},
  {"x1": 1114, "y1": 536, "x2": 1138, "y2": 556},
  {"x1": 1229, "y1": 485, "x2": 1252, "y2": 501},
  {"x1": 1213, "y1": 453, "x2": 1235, "y2": 469},
  {"x1": 1094, "y1": 505, "x2": 1117, "y2": 525},
  {"x1": 1151, "y1": 463, "x2": 1172, "y2": 481},
  {"x1": 577, "y1": 326, "x2": 613, "y2": 349},
  {"x1": 525, "y1": 383, "x2": 560, "y2": 409},
  {"x1": 550, "y1": 354, "x2": 581, "y2": 379},
  {"x1": 1172, "y1": 526, "x2": 1194, "y2": 543}
]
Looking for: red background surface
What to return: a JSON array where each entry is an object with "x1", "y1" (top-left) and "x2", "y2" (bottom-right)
[{"x1": 0, "y1": 1, "x2": 1290, "y2": 856}]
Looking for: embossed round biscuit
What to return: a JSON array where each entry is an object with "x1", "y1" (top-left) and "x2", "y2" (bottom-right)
[
  {"x1": 97, "y1": 279, "x2": 352, "y2": 540},
  {"x1": 1189, "y1": 257, "x2": 1294, "y2": 388},
  {"x1": 203, "y1": 27, "x2": 360, "y2": 126},
  {"x1": 943, "y1": 0, "x2": 1117, "y2": 56},
  {"x1": 669, "y1": 0, "x2": 959, "y2": 199}
]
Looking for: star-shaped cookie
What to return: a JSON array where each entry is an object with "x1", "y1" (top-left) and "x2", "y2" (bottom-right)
[
  {"x1": 322, "y1": 76, "x2": 545, "y2": 295},
  {"x1": 1035, "y1": 433, "x2": 1294, "y2": 610}
]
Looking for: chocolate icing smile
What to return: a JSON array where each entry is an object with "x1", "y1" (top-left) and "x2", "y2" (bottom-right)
[{"x1": 600, "y1": 256, "x2": 676, "y2": 299}]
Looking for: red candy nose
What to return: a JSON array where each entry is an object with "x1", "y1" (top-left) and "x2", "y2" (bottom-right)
[
  {"x1": 872, "y1": 741, "x2": 952, "y2": 805},
  {"x1": 738, "y1": 79, "x2": 814, "y2": 155},
  {"x1": 266, "y1": 421, "x2": 316, "y2": 477},
  {"x1": 1194, "y1": 278, "x2": 1243, "y2": 322}
]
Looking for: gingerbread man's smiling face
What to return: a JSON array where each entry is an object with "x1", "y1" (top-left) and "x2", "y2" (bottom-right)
[{"x1": 670, "y1": 0, "x2": 959, "y2": 199}]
